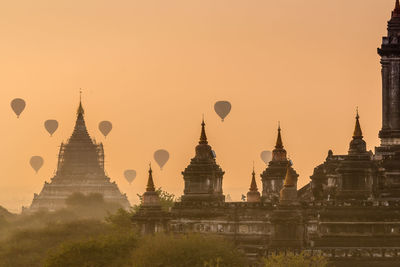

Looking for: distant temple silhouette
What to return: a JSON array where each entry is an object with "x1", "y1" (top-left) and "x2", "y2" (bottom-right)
[
  {"x1": 132, "y1": 2, "x2": 400, "y2": 266},
  {"x1": 29, "y1": 100, "x2": 130, "y2": 212}
]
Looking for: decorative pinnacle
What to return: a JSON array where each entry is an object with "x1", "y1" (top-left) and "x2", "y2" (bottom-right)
[
  {"x1": 249, "y1": 164, "x2": 258, "y2": 192},
  {"x1": 275, "y1": 122, "x2": 283, "y2": 149},
  {"x1": 353, "y1": 107, "x2": 363, "y2": 139},
  {"x1": 283, "y1": 164, "x2": 296, "y2": 187},
  {"x1": 393, "y1": 0, "x2": 400, "y2": 17},
  {"x1": 77, "y1": 89, "x2": 85, "y2": 117},
  {"x1": 199, "y1": 118, "x2": 208, "y2": 145},
  {"x1": 146, "y1": 163, "x2": 155, "y2": 192}
]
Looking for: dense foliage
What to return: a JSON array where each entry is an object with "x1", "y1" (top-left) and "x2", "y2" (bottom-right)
[
  {"x1": 131, "y1": 234, "x2": 247, "y2": 267},
  {"x1": 134, "y1": 187, "x2": 176, "y2": 212},
  {"x1": 263, "y1": 252, "x2": 329, "y2": 267},
  {"x1": 0, "y1": 193, "x2": 248, "y2": 267},
  {"x1": 0, "y1": 193, "x2": 126, "y2": 267},
  {"x1": 0, "y1": 219, "x2": 111, "y2": 267}
]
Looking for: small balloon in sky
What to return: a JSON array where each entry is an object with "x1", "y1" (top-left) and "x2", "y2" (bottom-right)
[
  {"x1": 260, "y1": 150, "x2": 272, "y2": 164},
  {"x1": 10, "y1": 98, "x2": 26, "y2": 118},
  {"x1": 214, "y1": 101, "x2": 231, "y2": 122},
  {"x1": 124, "y1": 170, "x2": 137, "y2": 184},
  {"x1": 154, "y1": 149, "x2": 170, "y2": 170},
  {"x1": 44, "y1": 120, "x2": 59, "y2": 136},
  {"x1": 99, "y1": 121, "x2": 112, "y2": 138},
  {"x1": 30, "y1": 156, "x2": 44, "y2": 173}
]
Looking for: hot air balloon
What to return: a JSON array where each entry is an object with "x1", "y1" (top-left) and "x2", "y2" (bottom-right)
[
  {"x1": 30, "y1": 156, "x2": 44, "y2": 173},
  {"x1": 214, "y1": 101, "x2": 231, "y2": 122},
  {"x1": 10, "y1": 98, "x2": 26, "y2": 118},
  {"x1": 44, "y1": 120, "x2": 59, "y2": 136},
  {"x1": 154, "y1": 149, "x2": 169, "y2": 170},
  {"x1": 124, "y1": 170, "x2": 137, "y2": 184},
  {"x1": 99, "y1": 121, "x2": 112, "y2": 138},
  {"x1": 260, "y1": 150, "x2": 272, "y2": 164}
]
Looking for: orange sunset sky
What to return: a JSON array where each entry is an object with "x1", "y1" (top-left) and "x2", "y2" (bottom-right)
[{"x1": 0, "y1": 0, "x2": 395, "y2": 212}]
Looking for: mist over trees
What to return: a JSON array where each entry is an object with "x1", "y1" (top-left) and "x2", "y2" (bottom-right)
[
  {"x1": 0, "y1": 192, "x2": 328, "y2": 267},
  {"x1": 0, "y1": 191, "x2": 249, "y2": 267}
]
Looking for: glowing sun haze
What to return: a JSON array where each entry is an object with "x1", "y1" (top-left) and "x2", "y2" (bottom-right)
[{"x1": 0, "y1": 0, "x2": 393, "y2": 211}]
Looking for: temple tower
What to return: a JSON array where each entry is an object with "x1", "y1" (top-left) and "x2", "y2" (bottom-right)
[
  {"x1": 247, "y1": 167, "x2": 261, "y2": 202},
  {"x1": 142, "y1": 164, "x2": 161, "y2": 206},
  {"x1": 181, "y1": 120, "x2": 225, "y2": 203},
  {"x1": 336, "y1": 111, "x2": 375, "y2": 200},
  {"x1": 30, "y1": 100, "x2": 130, "y2": 212},
  {"x1": 377, "y1": 0, "x2": 400, "y2": 154},
  {"x1": 261, "y1": 125, "x2": 298, "y2": 202},
  {"x1": 135, "y1": 165, "x2": 168, "y2": 234}
]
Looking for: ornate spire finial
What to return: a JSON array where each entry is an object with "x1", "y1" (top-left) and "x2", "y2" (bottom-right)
[
  {"x1": 249, "y1": 164, "x2": 258, "y2": 192},
  {"x1": 275, "y1": 122, "x2": 283, "y2": 149},
  {"x1": 353, "y1": 107, "x2": 363, "y2": 139},
  {"x1": 393, "y1": 0, "x2": 400, "y2": 17},
  {"x1": 146, "y1": 163, "x2": 155, "y2": 192},
  {"x1": 199, "y1": 118, "x2": 208, "y2": 145},
  {"x1": 77, "y1": 89, "x2": 85, "y2": 117}
]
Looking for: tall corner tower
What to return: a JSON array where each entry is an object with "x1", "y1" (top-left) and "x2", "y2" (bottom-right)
[{"x1": 377, "y1": 0, "x2": 400, "y2": 155}]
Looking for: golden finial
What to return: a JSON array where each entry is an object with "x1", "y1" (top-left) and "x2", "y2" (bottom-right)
[{"x1": 283, "y1": 164, "x2": 296, "y2": 187}]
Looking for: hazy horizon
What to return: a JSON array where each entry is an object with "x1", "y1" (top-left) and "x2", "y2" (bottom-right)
[{"x1": 0, "y1": 0, "x2": 394, "y2": 212}]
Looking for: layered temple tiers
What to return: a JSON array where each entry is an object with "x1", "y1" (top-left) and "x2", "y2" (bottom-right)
[
  {"x1": 131, "y1": 2, "x2": 400, "y2": 265},
  {"x1": 181, "y1": 120, "x2": 225, "y2": 203},
  {"x1": 29, "y1": 101, "x2": 130, "y2": 212},
  {"x1": 261, "y1": 125, "x2": 298, "y2": 202}
]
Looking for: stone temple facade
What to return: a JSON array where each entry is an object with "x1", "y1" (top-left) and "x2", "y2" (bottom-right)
[
  {"x1": 29, "y1": 101, "x2": 130, "y2": 212},
  {"x1": 133, "y1": 2, "x2": 400, "y2": 266}
]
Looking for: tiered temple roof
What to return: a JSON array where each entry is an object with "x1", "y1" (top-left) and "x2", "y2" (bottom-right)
[
  {"x1": 181, "y1": 120, "x2": 225, "y2": 203},
  {"x1": 29, "y1": 100, "x2": 130, "y2": 212},
  {"x1": 261, "y1": 125, "x2": 298, "y2": 202}
]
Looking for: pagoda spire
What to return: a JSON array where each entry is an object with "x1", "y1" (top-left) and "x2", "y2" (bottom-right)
[
  {"x1": 146, "y1": 163, "x2": 156, "y2": 192},
  {"x1": 77, "y1": 89, "x2": 85, "y2": 118},
  {"x1": 199, "y1": 118, "x2": 208, "y2": 145},
  {"x1": 275, "y1": 122, "x2": 283, "y2": 149},
  {"x1": 69, "y1": 92, "x2": 92, "y2": 143},
  {"x1": 249, "y1": 163, "x2": 258, "y2": 192},
  {"x1": 353, "y1": 108, "x2": 363, "y2": 139},
  {"x1": 247, "y1": 163, "x2": 261, "y2": 202},
  {"x1": 349, "y1": 108, "x2": 367, "y2": 154},
  {"x1": 393, "y1": 0, "x2": 400, "y2": 18}
]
